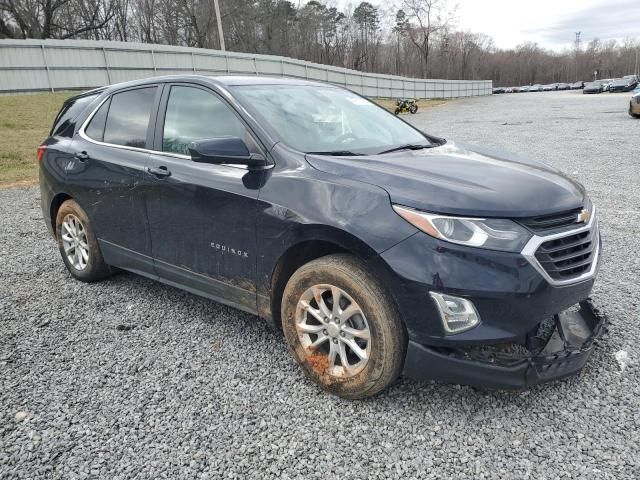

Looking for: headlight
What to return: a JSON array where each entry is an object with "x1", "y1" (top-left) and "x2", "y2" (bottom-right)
[{"x1": 393, "y1": 205, "x2": 532, "y2": 252}]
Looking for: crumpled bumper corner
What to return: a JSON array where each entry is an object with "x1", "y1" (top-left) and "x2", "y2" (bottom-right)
[{"x1": 403, "y1": 299, "x2": 607, "y2": 390}]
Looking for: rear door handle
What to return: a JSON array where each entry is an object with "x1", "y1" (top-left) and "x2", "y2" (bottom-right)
[
  {"x1": 147, "y1": 166, "x2": 172, "y2": 178},
  {"x1": 74, "y1": 151, "x2": 90, "y2": 162}
]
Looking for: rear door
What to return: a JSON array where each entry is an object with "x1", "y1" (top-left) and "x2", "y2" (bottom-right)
[
  {"x1": 67, "y1": 85, "x2": 162, "y2": 273},
  {"x1": 144, "y1": 83, "x2": 266, "y2": 313}
]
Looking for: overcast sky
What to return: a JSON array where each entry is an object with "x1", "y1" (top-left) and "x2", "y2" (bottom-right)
[{"x1": 333, "y1": 0, "x2": 640, "y2": 50}]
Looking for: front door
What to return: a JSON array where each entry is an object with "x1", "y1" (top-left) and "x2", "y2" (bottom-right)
[
  {"x1": 67, "y1": 85, "x2": 161, "y2": 273},
  {"x1": 145, "y1": 84, "x2": 265, "y2": 313}
]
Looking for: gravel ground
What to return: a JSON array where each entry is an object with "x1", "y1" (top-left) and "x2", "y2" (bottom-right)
[{"x1": 1, "y1": 90, "x2": 639, "y2": 479}]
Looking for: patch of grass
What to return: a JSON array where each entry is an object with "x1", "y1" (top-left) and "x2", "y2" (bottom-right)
[
  {"x1": 371, "y1": 98, "x2": 448, "y2": 112},
  {"x1": 0, "y1": 92, "x2": 73, "y2": 187}
]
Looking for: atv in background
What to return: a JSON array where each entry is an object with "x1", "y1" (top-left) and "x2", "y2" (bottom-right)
[{"x1": 394, "y1": 98, "x2": 418, "y2": 115}]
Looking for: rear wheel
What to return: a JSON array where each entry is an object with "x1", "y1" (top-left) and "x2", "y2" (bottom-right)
[
  {"x1": 281, "y1": 254, "x2": 406, "y2": 399},
  {"x1": 55, "y1": 199, "x2": 112, "y2": 282},
  {"x1": 409, "y1": 105, "x2": 418, "y2": 114},
  {"x1": 629, "y1": 102, "x2": 640, "y2": 118}
]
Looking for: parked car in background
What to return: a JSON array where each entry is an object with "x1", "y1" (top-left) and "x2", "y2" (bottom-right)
[
  {"x1": 504, "y1": 87, "x2": 514, "y2": 93},
  {"x1": 516, "y1": 86, "x2": 529, "y2": 92},
  {"x1": 583, "y1": 82, "x2": 604, "y2": 94},
  {"x1": 557, "y1": 83, "x2": 570, "y2": 90},
  {"x1": 542, "y1": 84, "x2": 555, "y2": 91},
  {"x1": 529, "y1": 84, "x2": 543, "y2": 92},
  {"x1": 630, "y1": 89, "x2": 640, "y2": 118},
  {"x1": 570, "y1": 81, "x2": 584, "y2": 90},
  {"x1": 38, "y1": 75, "x2": 605, "y2": 398},
  {"x1": 609, "y1": 76, "x2": 639, "y2": 93},
  {"x1": 492, "y1": 87, "x2": 506, "y2": 94},
  {"x1": 597, "y1": 79, "x2": 613, "y2": 92}
]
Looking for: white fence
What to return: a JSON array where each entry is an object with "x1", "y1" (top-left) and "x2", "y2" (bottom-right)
[{"x1": 0, "y1": 39, "x2": 492, "y2": 98}]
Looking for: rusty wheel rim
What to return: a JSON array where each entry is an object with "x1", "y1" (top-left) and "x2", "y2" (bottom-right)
[
  {"x1": 295, "y1": 284, "x2": 371, "y2": 378},
  {"x1": 61, "y1": 214, "x2": 89, "y2": 271}
]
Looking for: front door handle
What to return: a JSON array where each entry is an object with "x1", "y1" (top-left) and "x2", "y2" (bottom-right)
[
  {"x1": 74, "y1": 151, "x2": 90, "y2": 162},
  {"x1": 147, "y1": 166, "x2": 172, "y2": 178}
]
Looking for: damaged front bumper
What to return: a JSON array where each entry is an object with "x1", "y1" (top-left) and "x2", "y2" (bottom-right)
[{"x1": 403, "y1": 299, "x2": 607, "y2": 390}]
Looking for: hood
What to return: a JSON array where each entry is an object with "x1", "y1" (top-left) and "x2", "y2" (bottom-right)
[{"x1": 305, "y1": 141, "x2": 585, "y2": 217}]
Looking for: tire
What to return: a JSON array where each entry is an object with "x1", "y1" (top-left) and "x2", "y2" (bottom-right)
[
  {"x1": 409, "y1": 105, "x2": 418, "y2": 114},
  {"x1": 394, "y1": 108, "x2": 400, "y2": 115},
  {"x1": 281, "y1": 254, "x2": 406, "y2": 399},
  {"x1": 629, "y1": 103, "x2": 640, "y2": 119},
  {"x1": 55, "y1": 199, "x2": 112, "y2": 282}
]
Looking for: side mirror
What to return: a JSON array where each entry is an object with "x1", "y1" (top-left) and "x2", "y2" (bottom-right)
[{"x1": 188, "y1": 137, "x2": 267, "y2": 168}]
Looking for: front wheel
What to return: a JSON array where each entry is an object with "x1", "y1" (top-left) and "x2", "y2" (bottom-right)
[
  {"x1": 394, "y1": 108, "x2": 401, "y2": 115},
  {"x1": 55, "y1": 199, "x2": 112, "y2": 282},
  {"x1": 409, "y1": 105, "x2": 418, "y2": 114},
  {"x1": 281, "y1": 254, "x2": 406, "y2": 399},
  {"x1": 629, "y1": 103, "x2": 640, "y2": 118}
]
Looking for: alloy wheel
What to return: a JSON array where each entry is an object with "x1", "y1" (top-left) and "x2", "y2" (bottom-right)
[
  {"x1": 61, "y1": 214, "x2": 89, "y2": 271},
  {"x1": 295, "y1": 284, "x2": 371, "y2": 378}
]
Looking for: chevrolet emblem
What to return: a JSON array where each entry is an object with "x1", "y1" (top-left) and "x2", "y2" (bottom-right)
[{"x1": 577, "y1": 209, "x2": 591, "y2": 224}]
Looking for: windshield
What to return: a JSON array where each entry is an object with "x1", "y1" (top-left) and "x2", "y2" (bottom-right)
[{"x1": 230, "y1": 85, "x2": 429, "y2": 153}]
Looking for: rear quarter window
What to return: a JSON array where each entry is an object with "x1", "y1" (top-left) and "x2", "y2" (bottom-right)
[
  {"x1": 50, "y1": 93, "x2": 99, "y2": 137},
  {"x1": 84, "y1": 98, "x2": 111, "y2": 142}
]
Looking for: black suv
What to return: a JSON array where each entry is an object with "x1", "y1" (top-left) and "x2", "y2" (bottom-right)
[
  {"x1": 39, "y1": 76, "x2": 604, "y2": 398},
  {"x1": 609, "y1": 76, "x2": 639, "y2": 93}
]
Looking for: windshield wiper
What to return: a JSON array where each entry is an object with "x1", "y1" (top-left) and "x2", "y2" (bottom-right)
[
  {"x1": 377, "y1": 144, "x2": 432, "y2": 155},
  {"x1": 306, "y1": 150, "x2": 364, "y2": 156}
]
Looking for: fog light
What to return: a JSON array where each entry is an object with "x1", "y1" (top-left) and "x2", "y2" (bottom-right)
[{"x1": 429, "y1": 292, "x2": 480, "y2": 334}]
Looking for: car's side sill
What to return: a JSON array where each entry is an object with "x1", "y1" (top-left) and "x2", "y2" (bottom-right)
[
  {"x1": 113, "y1": 265, "x2": 260, "y2": 317},
  {"x1": 100, "y1": 239, "x2": 156, "y2": 276},
  {"x1": 99, "y1": 238, "x2": 259, "y2": 317},
  {"x1": 153, "y1": 258, "x2": 259, "y2": 316},
  {"x1": 151, "y1": 273, "x2": 260, "y2": 317}
]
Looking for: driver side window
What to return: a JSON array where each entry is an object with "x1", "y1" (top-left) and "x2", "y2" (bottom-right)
[{"x1": 162, "y1": 86, "x2": 247, "y2": 155}]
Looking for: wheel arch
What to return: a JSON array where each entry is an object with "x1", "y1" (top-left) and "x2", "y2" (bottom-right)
[
  {"x1": 50, "y1": 192, "x2": 74, "y2": 237},
  {"x1": 264, "y1": 225, "x2": 388, "y2": 333}
]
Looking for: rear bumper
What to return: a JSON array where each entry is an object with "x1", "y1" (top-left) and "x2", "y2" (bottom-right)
[{"x1": 403, "y1": 300, "x2": 606, "y2": 390}]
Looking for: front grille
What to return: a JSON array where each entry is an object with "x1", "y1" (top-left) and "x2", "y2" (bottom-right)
[
  {"x1": 519, "y1": 207, "x2": 584, "y2": 233},
  {"x1": 534, "y1": 227, "x2": 599, "y2": 280}
]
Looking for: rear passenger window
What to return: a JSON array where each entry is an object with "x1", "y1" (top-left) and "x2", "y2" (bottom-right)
[
  {"x1": 162, "y1": 86, "x2": 247, "y2": 155},
  {"x1": 103, "y1": 87, "x2": 156, "y2": 148},
  {"x1": 84, "y1": 98, "x2": 110, "y2": 142}
]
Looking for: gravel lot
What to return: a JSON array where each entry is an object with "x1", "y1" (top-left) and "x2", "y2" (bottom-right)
[{"x1": 2, "y1": 90, "x2": 639, "y2": 479}]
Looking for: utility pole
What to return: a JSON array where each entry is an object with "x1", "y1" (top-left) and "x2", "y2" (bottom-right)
[
  {"x1": 574, "y1": 32, "x2": 581, "y2": 81},
  {"x1": 213, "y1": 0, "x2": 226, "y2": 51}
]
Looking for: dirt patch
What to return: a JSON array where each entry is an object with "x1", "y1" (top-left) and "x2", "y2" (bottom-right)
[
  {"x1": 307, "y1": 350, "x2": 330, "y2": 375},
  {"x1": 0, "y1": 179, "x2": 38, "y2": 189}
]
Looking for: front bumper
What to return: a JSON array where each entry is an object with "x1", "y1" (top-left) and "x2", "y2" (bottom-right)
[{"x1": 403, "y1": 300, "x2": 606, "y2": 389}]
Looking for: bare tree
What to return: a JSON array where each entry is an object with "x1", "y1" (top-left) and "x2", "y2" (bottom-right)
[
  {"x1": 1, "y1": 0, "x2": 638, "y2": 85},
  {"x1": 0, "y1": 0, "x2": 115, "y2": 39},
  {"x1": 400, "y1": 0, "x2": 456, "y2": 77}
]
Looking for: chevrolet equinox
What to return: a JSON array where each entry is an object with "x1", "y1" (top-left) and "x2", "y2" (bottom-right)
[{"x1": 39, "y1": 76, "x2": 605, "y2": 398}]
